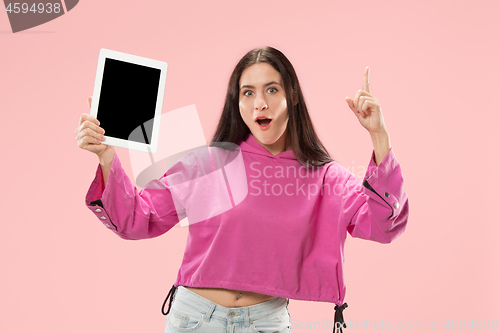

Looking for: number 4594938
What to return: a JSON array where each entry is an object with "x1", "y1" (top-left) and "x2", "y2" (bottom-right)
[
  {"x1": 5, "y1": 2, "x2": 61, "y2": 14},
  {"x1": 443, "y1": 319, "x2": 498, "y2": 329}
]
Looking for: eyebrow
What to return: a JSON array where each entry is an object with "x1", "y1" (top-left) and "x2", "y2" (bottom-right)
[{"x1": 240, "y1": 81, "x2": 282, "y2": 90}]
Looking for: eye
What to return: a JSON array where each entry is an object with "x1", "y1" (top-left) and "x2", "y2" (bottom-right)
[
  {"x1": 243, "y1": 90, "x2": 253, "y2": 96},
  {"x1": 268, "y1": 87, "x2": 278, "y2": 93}
]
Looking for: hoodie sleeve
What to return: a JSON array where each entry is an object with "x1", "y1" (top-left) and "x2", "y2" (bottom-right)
[
  {"x1": 341, "y1": 148, "x2": 409, "y2": 244},
  {"x1": 85, "y1": 153, "x2": 186, "y2": 240}
]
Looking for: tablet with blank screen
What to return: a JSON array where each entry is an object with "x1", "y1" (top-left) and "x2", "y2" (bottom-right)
[{"x1": 90, "y1": 48, "x2": 168, "y2": 153}]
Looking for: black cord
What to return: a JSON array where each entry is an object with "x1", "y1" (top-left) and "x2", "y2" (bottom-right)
[
  {"x1": 161, "y1": 285, "x2": 177, "y2": 315},
  {"x1": 333, "y1": 302, "x2": 348, "y2": 333}
]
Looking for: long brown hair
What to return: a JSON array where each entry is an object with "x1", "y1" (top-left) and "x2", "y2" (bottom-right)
[{"x1": 210, "y1": 46, "x2": 333, "y2": 167}]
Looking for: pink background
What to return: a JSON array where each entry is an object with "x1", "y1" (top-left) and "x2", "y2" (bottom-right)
[{"x1": 1, "y1": 1, "x2": 499, "y2": 332}]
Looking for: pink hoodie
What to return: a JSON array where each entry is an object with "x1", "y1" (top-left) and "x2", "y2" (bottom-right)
[{"x1": 85, "y1": 132, "x2": 409, "y2": 306}]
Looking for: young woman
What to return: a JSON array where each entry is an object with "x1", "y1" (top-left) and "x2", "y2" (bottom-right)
[{"x1": 76, "y1": 46, "x2": 409, "y2": 333}]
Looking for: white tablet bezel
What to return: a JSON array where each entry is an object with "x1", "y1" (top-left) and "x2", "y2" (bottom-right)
[{"x1": 90, "y1": 48, "x2": 168, "y2": 154}]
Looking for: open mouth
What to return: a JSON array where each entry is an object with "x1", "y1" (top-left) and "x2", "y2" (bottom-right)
[{"x1": 256, "y1": 118, "x2": 272, "y2": 126}]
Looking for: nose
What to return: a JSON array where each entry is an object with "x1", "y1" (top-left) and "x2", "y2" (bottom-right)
[{"x1": 254, "y1": 93, "x2": 268, "y2": 111}]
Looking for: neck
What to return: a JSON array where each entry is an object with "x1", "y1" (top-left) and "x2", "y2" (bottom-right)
[{"x1": 253, "y1": 130, "x2": 289, "y2": 156}]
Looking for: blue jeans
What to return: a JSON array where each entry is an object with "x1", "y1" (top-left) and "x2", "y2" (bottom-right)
[{"x1": 164, "y1": 286, "x2": 291, "y2": 333}]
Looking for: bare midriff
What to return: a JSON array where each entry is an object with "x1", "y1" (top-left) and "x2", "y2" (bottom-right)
[{"x1": 184, "y1": 287, "x2": 277, "y2": 308}]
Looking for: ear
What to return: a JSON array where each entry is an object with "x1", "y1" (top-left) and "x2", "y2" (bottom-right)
[{"x1": 292, "y1": 88, "x2": 299, "y2": 106}]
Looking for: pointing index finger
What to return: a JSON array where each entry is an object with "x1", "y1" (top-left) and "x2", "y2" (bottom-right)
[{"x1": 363, "y1": 66, "x2": 370, "y2": 93}]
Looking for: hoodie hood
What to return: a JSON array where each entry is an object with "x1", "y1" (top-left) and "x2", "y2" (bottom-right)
[{"x1": 238, "y1": 132, "x2": 297, "y2": 160}]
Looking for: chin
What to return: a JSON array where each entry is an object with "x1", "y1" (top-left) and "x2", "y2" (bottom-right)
[{"x1": 253, "y1": 133, "x2": 280, "y2": 145}]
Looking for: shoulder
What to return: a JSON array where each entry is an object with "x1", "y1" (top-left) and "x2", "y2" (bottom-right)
[
  {"x1": 322, "y1": 160, "x2": 355, "y2": 184},
  {"x1": 166, "y1": 144, "x2": 242, "y2": 178}
]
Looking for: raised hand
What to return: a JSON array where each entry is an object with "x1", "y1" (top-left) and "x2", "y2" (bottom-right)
[{"x1": 345, "y1": 67, "x2": 387, "y2": 135}]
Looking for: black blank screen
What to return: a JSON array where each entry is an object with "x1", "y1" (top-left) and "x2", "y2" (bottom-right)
[{"x1": 97, "y1": 58, "x2": 161, "y2": 144}]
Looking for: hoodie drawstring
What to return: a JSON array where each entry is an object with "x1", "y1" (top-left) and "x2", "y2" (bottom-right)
[
  {"x1": 333, "y1": 302, "x2": 348, "y2": 333},
  {"x1": 161, "y1": 285, "x2": 177, "y2": 315}
]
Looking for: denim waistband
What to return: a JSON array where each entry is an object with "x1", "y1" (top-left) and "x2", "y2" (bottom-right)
[{"x1": 170, "y1": 285, "x2": 289, "y2": 323}]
